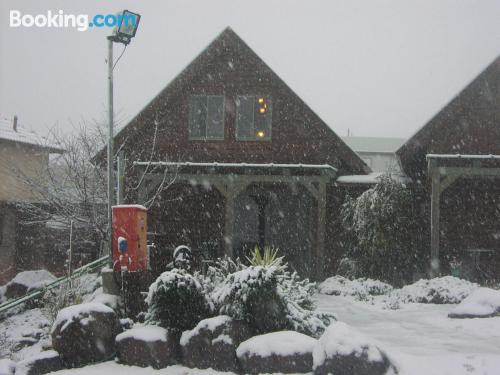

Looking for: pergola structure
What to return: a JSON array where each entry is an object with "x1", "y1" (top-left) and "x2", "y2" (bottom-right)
[
  {"x1": 133, "y1": 161, "x2": 337, "y2": 278},
  {"x1": 427, "y1": 154, "x2": 500, "y2": 276}
]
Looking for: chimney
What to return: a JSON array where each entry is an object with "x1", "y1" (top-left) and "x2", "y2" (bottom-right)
[{"x1": 13, "y1": 115, "x2": 18, "y2": 132}]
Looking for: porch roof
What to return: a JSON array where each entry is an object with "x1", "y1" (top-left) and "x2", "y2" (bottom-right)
[{"x1": 133, "y1": 161, "x2": 338, "y2": 178}]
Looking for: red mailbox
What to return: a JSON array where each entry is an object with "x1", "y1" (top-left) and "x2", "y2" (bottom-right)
[{"x1": 112, "y1": 205, "x2": 148, "y2": 272}]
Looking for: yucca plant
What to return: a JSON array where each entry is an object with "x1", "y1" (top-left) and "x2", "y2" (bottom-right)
[{"x1": 246, "y1": 246, "x2": 285, "y2": 268}]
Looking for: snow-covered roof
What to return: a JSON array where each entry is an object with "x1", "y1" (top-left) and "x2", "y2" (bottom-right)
[
  {"x1": 336, "y1": 172, "x2": 411, "y2": 185},
  {"x1": 426, "y1": 154, "x2": 500, "y2": 160},
  {"x1": 341, "y1": 136, "x2": 406, "y2": 154},
  {"x1": 0, "y1": 123, "x2": 63, "y2": 153},
  {"x1": 133, "y1": 161, "x2": 338, "y2": 172}
]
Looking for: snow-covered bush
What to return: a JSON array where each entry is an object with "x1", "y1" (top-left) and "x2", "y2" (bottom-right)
[
  {"x1": 384, "y1": 276, "x2": 477, "y2": 308},
  {"x1": 341, "y1": 174, "x2": 425, "y2": 285},
  {"x1": 205, "y1": 256, "x2": 245, "y2": 289},
  {"x1": 145, "y1": 269, "x2": 210, "y2": 331},
  {"x1": 211, "y1": 248, "x2": 335, "y2": 337},
  {"x1": 319, "y1": 276, "x2": 393, "y2": 300},
  {"x1": 213, "y1": 265, "x2": 288, "y2": 334},
  {"x1": 41, "y1": 285, "x2": 84, "y2": 324},
  {"x1": 41, "y1": 272, "x2": 101, "y2": 323},
  {"x1": 448, "y1": 287, "x2": 500, "y2": 318}
]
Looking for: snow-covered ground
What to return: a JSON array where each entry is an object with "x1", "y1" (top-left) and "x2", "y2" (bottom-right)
[
  {"x1": 22, "y1": 293, "x2": 497, "y2": 375},
  {"x1": 2, "y1": 277, "x2": 499, "y2": 375},
  {"x1": 316, "y1": 294, "x2": 500, "y2": 375}
]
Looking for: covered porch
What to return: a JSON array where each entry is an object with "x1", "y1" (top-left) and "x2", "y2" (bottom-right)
[
  {"x1": 427, "y1": 154, "x2": 500, "y2": 280},
  {"x1": 133, "y1": 162, "x2": 337, "y2": 279}
]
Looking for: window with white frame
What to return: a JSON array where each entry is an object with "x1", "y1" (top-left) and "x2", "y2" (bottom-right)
[
  {"x1": 189, "y1": 95, "x2": 225, "y2": 140},
  {"x1": 236, "y1": 95, "x2": 272, "y2": 140}
]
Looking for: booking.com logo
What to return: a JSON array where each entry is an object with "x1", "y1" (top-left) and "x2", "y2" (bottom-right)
[{"x1": 9, "y1": 10, "x2": 138, "y2": 32}]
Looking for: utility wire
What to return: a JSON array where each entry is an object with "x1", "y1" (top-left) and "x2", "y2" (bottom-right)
[{"x1": 112, "y1": 44, "x2": 127, "y2": 71}]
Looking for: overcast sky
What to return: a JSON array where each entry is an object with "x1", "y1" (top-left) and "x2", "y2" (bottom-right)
[{"x1": 1, "y1": 0, "x2": 499, "y2": 139}]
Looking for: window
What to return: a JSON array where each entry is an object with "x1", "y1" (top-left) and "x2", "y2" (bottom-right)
[
  {"x1": 189, "y1": 95, "x2": 225, "y2": 140},
  {"x1": 236, "y1": 95, "x2": 272, "y2": 140}
]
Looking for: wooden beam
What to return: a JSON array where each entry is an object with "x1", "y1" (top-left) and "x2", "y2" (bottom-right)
[
  {"x1": 315, "y1": 181, "x2": 327, "y2": 280},
  {"x1": 440, "y1": 167, "x2": 500, "y2": 177},
  {"x1": 429, "y1": 160, "x2": 441, "y2": 277},
  {"x1": 224, "y1": 183, "x2": 236, "y2": 258},
  {"x1": 142, "y1": 172, "x2": 327, "y2": 187},
  {"x1": 439, "y1": 174, "x2": 459, "y2": 194}
]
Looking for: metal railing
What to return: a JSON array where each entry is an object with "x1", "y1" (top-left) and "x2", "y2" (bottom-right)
[{"x1": 0, "y1": 256, "x2": 109, "y2": 315}]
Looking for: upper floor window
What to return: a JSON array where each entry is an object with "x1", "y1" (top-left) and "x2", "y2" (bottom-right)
[
  {"x1": 189, "y1": 95, "x2": 225, "y2": 140},
  {"x1": 236, "y1": 95, "x2": 272, "y2": 140}
]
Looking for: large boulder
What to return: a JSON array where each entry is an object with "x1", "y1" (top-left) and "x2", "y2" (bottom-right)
[
  {"x1": 51, "y1": 302, "x2": 122, "y2": 367},
  {"x1": 15, "y1": 351, "x2": 64, "y2": 375},
  {"x1": 116, "y1": 325, "x2": 180, "y2": 369},
  {"x1": 4, "y1": 270, "x2": 56, "y2": 299},
  {"x1": 448, "y1": 287, "x2": 500, "y2": 319},
  {"x1": 313, "y1": 322, "x2": 397, "y2": 375},
  {"x1": 237, "y1": 331, "x2": 317, "y2": 374},
  {"x1": 0, "y1": 359, "x2": 16, "y2": 375},
  {"x1": 180, "y1": 315, "x2": 253, "y2": 372}
]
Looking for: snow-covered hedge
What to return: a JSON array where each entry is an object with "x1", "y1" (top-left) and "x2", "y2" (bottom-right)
[
  {"x1": 319, "y1": 276, "x2": 393, "y2": 299},
  {"x1": 145, "y1": 251, "x2": 334, "y2": 337},
  {"x1": 145, "y1": 269, "x2": 210, "y2": 331},
  {"x1": 385, "y1": 276, "x2": 477, "y2": 307},
  {"x1": 448, "y1": 287, "x2": 500, "y2": 318}
]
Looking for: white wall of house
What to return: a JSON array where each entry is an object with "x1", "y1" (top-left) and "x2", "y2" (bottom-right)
[
  {"x1": 358, "y1": 151, "x2": 402, "y2": 173},
  {"x1": 0, "y1": 140, "x2": 49, "y2": 202}
]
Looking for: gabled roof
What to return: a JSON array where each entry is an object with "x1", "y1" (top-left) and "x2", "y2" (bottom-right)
[
  {"x1": 0, "y1": 123, "x2": 63, "y2": 153},
  {"x1": 342, "y1": 136, "x2": 406, "y2": 154},
  {"x1": 95, "y1": 27, "x2": 368, "y2": 175},
  {"x1": 397, "y1": 55, "x2": 500, "y2": 179}
]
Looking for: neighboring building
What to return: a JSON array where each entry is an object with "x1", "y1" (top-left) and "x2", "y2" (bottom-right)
[
  {"x1": 0, "y1": 120, "x2": 64, "y2": 283},
  {"x1": 97, "y1": 27, "x2": 370, "y2": 279},
  {"x1": 397, "y1": 55, "x2": 500, "y2": 281},
  {"x1": 341, "y1": 136, "x2": 405, "y2": 173}
]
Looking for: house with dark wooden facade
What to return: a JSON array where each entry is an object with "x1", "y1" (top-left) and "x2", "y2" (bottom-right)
[
  {"x1": 397, "y1": 55, "x2": 500, "y2": 281},
  {"x1": 106, "y1": 27, "x2": 370, "y2": 279}
]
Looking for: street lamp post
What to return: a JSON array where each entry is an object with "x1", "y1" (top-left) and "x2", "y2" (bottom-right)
[{"x1": 107, "y1": 10, "x2": 141, "y2": 264}]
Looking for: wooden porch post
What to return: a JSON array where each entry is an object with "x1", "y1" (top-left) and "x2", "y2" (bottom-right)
[
  {"x1": 429, "y1": 159, "x2": 441, "y2": 277},
  {"x1": 224, "y1": 190, "x2": 235, "y2": 257},
  {"x1": 316, "y1": 181, "x2": 327, "y2": 280},
  {"x1": 303, "y1": 180, "x2": 327, "y2": 280}
]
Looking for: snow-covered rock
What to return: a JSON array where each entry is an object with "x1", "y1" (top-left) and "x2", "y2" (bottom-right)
[
  {"x1": 5, "y1": 270, "x2": 56, "y2": 299},
  {"x1": 116, "y1": 325, "x2": 179, "y2": 369},
  {"x1": 51, "y1": 302, "x2": 122, "y2": 367},
  {"x1": 448, "y1": 287, "x2": 500, "y2": 319},
  {"x1": 319, "y1": 276, "x2": 393, "y2": 299},
  {"x1": 15, "y1": 350, "x2": 64, "y2": 375},
  {"x1": 0, "y1": 359, "x2": 16, "y2": 375},
  {"x1": 385, "y1": 276, "x2": 477, "y2": 307},
  {"x1": 85, "y1": 287, "x2": 122, "y2": 312},
  {"x1": 181, "y1": 315, "x2": 252, "y2": 372},
  {"x1": 313, "y1": 322, "x2": 396, "y2": 375},
  {"x1": 237, "y1": 331, "x2": 317, "y2": 374}
]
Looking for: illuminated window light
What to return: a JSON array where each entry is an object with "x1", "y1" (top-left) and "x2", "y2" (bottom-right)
[
  {"x1": 258, "y1": 97, "x2": 265, "y2": 104},
  {"x1": 259, "y1": 107, "x2": 266, "y2": 114}
]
